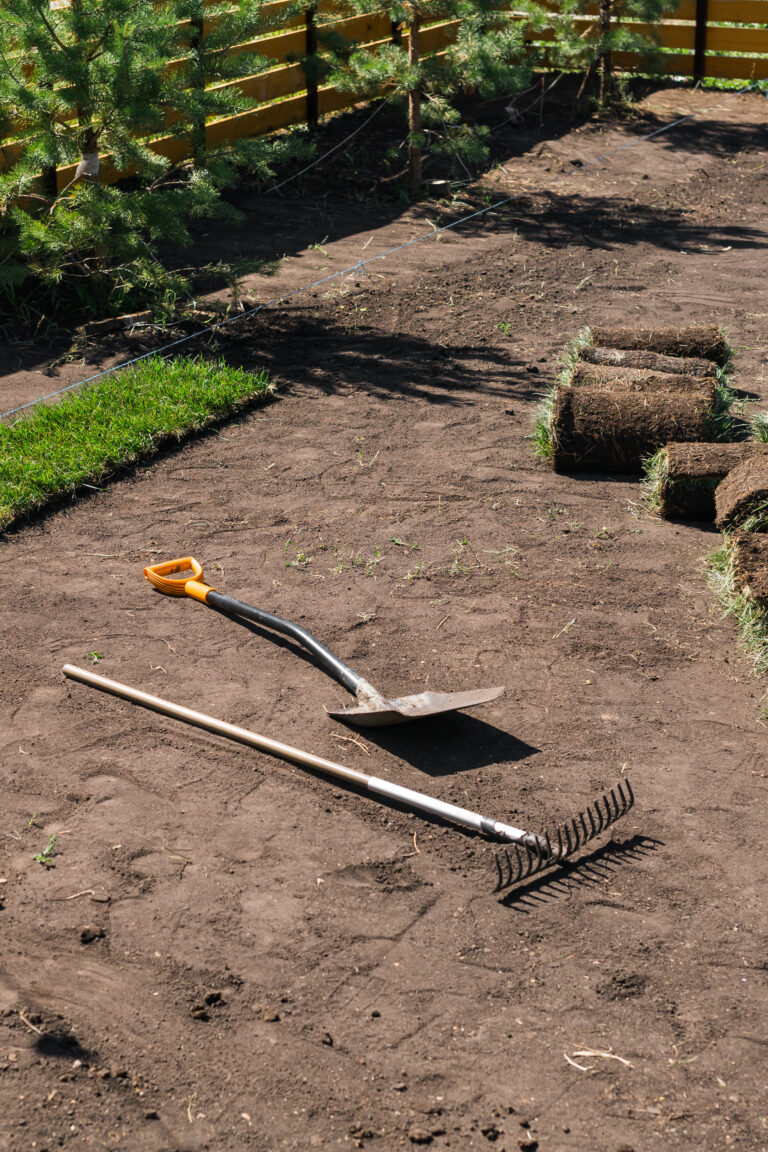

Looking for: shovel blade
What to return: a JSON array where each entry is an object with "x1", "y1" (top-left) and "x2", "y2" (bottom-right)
[{"x1": 327, "y1": 685, "x2": 504, "y2": 727}]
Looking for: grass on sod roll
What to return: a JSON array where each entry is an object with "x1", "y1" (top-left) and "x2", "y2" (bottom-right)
[
  {"x1": 708, "y1": 535, "x2": 768, "y2": 706},
  {"x1": 641, "y1": 446, "x2": 668, "y2": 514},
  {"x1": 751, "y1": 412, "x2": 768, "y2": 443},
  {"x1": 0, "y1": 355, "x2": 274, "y2": 531},
  {"x1": 531, "y1": 330, "x2": 593, "y2": 458}
]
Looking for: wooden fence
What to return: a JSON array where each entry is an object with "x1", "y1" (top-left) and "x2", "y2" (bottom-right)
[{"x1": 2, "y1": 0, "x2": 767, "y2": 189}]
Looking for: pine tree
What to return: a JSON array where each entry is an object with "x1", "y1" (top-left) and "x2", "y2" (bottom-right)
[
  {"x1": 325, "y1": 0, "x2": 536, "y2": 191},
  {"x1": 540, "y1": 0, "x2": 681, "y2": 107},
  {"x1": 0, "y1": 0, "x2": 306, "y2": 319}
]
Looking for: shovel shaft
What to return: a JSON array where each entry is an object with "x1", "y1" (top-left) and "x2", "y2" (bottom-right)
[
  {"x1": 205, "y1": 589, "x2": 365, "y2": 697},
  {"x1": 61, "y1": 665, "x2": 543, "y2": 850}
]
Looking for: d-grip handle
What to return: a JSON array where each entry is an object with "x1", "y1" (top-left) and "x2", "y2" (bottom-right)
[{"x1": 143, "y1": 557, "x2": 363, "y2": 695}]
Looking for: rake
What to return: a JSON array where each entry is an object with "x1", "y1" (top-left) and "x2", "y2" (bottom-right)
[
  {"x1": 62, "y1": 664, "x2": 635, "y2": 890},
  {"x1": 493, "y1": 779, "x2": 635, "y2": 890}
]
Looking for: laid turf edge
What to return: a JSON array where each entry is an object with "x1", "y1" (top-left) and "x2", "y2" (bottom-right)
[
  {"x1": 707, "y1": 535, "x2": 768, "y2": 708},
  {"x1": 0, "y1": 355, "x2": 274, "y2": 532}
]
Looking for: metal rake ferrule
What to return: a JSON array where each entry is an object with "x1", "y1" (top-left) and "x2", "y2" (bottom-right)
[{"x1": 493, "y1": 779, "x2": 635, "y2": 892}]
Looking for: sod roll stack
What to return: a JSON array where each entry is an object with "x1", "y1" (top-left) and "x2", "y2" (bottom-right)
[
  {"x1": 543, "y1": 324, "x2": 732, "y2": 474},
  {"x1": 715, "y1": 457, "x2": 768, "y2": 530},
  {"x1": 570, "y1": 362, "x2": 716, "y2": 399},
  {"x1": 579, "y1": 346, "x2": 719, "y2": 379},
  {"x1": 650, "y1": 442, "x2": 768, "y2": 521},
  {"x1": 733, "y1": 532, "x2": 768, "y2": 604},
  {"x1": 553, "y1": 388, "x2": 712, "y2": 473},
  {"x1": 588, "y1": 324, "x2": 730, "y2": 367}
]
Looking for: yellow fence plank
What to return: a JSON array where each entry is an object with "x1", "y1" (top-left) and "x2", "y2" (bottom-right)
[
  {"x1": 676, "y1": 0, "x2": 768, "y2": 21},
  {"x1": 7, "y1": 1, "x2": 768, "y2": 189},
  {"x1": 706, "y1": 25, "x2": 768, "y2": 55}
]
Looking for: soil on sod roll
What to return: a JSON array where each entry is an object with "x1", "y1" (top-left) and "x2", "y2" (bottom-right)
[
  {"x1": 715, "y1": 456, "x2": 768, "y2": 529},
  {"x1": 589, "y1": 323, "x2": 730, "y2": 365},
  {"x1": 579, "y1": 345, "x2": 719, "y2": 378},
  {"x1": 552, "y1": 387, "x2": 711, "y2": 473},
  {"x1": 733, "y1": 531, "x2": 768, "y2": 603},
  {"x1": 570, "y1": 361, "x2": 716, "y2": 399},
  {"x1": 657, "y1": 442, "x2": 768, "y2": 520}
]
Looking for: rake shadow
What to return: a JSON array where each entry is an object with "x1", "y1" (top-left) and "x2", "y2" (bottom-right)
[{"x1": 496, "y1": 834, "x2": 662, "y2": 911}]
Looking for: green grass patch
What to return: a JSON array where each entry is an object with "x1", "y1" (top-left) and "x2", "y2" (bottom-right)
[
  {"x1": 707, "y1": 535, "x2": 768, "y2": 708},
  {"x1": 0, "y1": 355, "x2": 274, "y2": 532}
]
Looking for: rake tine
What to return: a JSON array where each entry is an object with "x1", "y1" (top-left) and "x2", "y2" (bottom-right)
[
  {"x1": 610, "y1": 787, "x2": 620, "y2": 818},
  {"x1": 494, "y1": 779, "x2": 635, "y2": 892},
  {"x1": 602, "y1": 791, "x2": 613, "y2": 825},
  {"x1": 579, "y1": 811, "x2": 589, "y2": 843}
]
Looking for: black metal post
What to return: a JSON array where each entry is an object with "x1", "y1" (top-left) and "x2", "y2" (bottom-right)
[
  {"x1": 693, "y1": 0, "x2": 708, "y2": 83},
  {"x1": 305, "y1": 6, "x2": 319, "y2": 130}
]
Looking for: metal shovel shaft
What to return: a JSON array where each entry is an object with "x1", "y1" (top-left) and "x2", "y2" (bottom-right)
[
  {"x1": 142, "y1": 558, "x2": 504, "y2": 726},
  {"x1": 62, "y1": 665, "x2": 545, "y2": 851}
]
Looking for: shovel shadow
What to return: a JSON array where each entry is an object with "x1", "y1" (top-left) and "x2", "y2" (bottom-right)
[
  {"x1": 356, "y1": 710, "x2": 539, "y2": 774},
  {"x1": 207, "y1": 603, "x2": 532, "y2": 771}
]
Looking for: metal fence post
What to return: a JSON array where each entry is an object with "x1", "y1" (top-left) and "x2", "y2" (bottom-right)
[
  {"x1": 694, "y1": 0, "x2": 709, "y2": 83},
  {"x1": 305, "y1": 5, "x2": 319, "y2": 130}
]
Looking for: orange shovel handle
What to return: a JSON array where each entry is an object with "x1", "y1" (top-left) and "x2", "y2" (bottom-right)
[{"x1": 143, "y1": 556, "x2": 214, "y2": 604}]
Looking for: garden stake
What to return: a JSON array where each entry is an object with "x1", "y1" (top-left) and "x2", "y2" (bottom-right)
[
  {"x1": 62, "y1": 665, "x2": 634, "y2": 889},
  {"x1": 143, "y1": 557, "x2": 504, "y2": 727}
]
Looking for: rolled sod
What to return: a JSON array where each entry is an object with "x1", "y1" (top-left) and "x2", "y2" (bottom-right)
[
  {"x1": 589, "y1": 324, "x2": 730, "y2": 366},
  {"x1": 652, "y1": 442, "x2": 768, "y2": 521},
  {"x1": 715, "y1": 457, "x2": 768, "y2": 530},
  {"x1": 579, "y1": 345, "x2": 719, "y2": 379},
  {"x1": 733, "y1": 531, "x2": 768, "y2": 604},
  {"x1": 552, "y1": 387, "x2": 712, "y2": 473},
  {"x1": 570, "y1": 361, "x2": 716, "y2": 399}
]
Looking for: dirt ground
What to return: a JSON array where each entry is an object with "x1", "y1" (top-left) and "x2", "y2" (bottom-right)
[{"x1": 2, "y1": 86, "x2": 768, "y2": 1152}]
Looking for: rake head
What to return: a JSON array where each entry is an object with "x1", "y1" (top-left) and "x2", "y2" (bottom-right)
[{"x1": 494, "y1": 779, "x2": 635, "y2": 892}]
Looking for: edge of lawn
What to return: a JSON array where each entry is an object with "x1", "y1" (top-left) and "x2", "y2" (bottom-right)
[{"x1": 0, "y1": 355, "x2": 274, "y2": 535}]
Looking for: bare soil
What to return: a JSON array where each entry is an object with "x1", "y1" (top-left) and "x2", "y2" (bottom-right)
[{"x1": 2, "y1": 86, "x2": 768, "y2": 1152}]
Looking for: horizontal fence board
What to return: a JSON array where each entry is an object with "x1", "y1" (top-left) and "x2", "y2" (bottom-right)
[
  {"x1": 612, "y1": 48, "x2": 768, "y2": 80},
  {"x1": 676, "y1": 0, "x2": 768, "y2": 20},
  {"x1": 534, "y1": 20, "x2": 696, "y2": 51},
  {"x1": 317, "y1": 11, "x2": 393, "y2": 42},
  {"x1": 6, "y1": 0, "x2": 768, "y2": 191},
  {"x1": 703, "y1": 53, "x2": 768, "y2": 79},
  {"x1": 706, "y1": 25, "x2": 768, "y2": 54}
]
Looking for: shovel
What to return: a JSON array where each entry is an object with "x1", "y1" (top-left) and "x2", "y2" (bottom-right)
[{"x1": 144, "y1": 556, "x2": 504, "y2": 727}]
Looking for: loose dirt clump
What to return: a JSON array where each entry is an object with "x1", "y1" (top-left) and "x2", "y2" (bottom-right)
[
  {"x1": 552, "y1": 386, "x2": 714, "y2": 472},
  {"x1": 570, "y1": 361, "x2": 715, "y2": 397},
  {"x1": 579, "y1": 345, "x2": 719, "y2": 378},
  {"x1": 590, "y1": 323, "x2": 731, "y2": 365},
  {"x1": 649, "y1": 441, "x2": 768, "y2": 520},
  {"x1": 715, "y1": 455, "x2": 768, "y2": 529}
]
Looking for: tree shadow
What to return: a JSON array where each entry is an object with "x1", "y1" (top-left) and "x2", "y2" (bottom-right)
[{"x1": 219, "y1": 307, "x2": 548, "y2": 406}]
